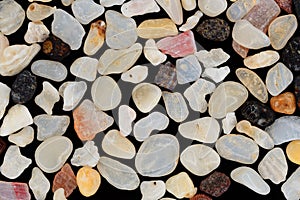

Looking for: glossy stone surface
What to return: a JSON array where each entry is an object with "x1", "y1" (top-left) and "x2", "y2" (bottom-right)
[
  {"x1": 34, "y1": 114, "x2": 70, "y2": 141},
  {"x1": 132, "y1": 83, "x2": 162, "y2": 113},
  {"x1": 154, "y1": 62, "x2": 177, "y2": 90},
  {"x1": 216, "y1": 134, "x2": 259, "y2": 164},
  {"x1": 35, "y1": 81, "x2": 59, "y2": 115},
  {"x1": 240, "y1": 100, "x2": 276, "y2": 127},
  {"x1": 121, "y1": 0, "x2": 160, "y2": 17},
  {"x1": 137, "y1": 18, "x2": 178, "y2": 39},
  {"x1": 258, "y1": 148, "x2": 288, "y2": 184},
  {"x1": 140, "y1": 180, "x2": 166, "y2": 200},
  {"x1": 270, "y1": 92, "x2": 296, "y2": 114},
  {"x1": 52, "y1": 163, "x2": 77, "y2": 198},
  {"x1": 42, "y1": 35, "x2": 70, "y2": 61},
  {"x1": 0, "y1": 181, "x2": 31, "y2": 200},
  {"x1": 282, "y1": 37, "x2": 300, "y2": 71},
  {"x1": 27, "y1": 3, "x2": 56, "y2": 21},
  {"x1": 144, "y1": 39, "x2": 167, "y2": 66},
  {"x1": 135, "y1": 134, "x2": 179, "y2": 177},
  {"x1": 243, "y1": 50, "x2": 280, "y2": 69},
  {"x1": 31, "y1": 60, "x2": 68, "y2": 82},
  {"x1": 265, "y1": 116, "x2": 300, "y2": 145},
  {"x1": 196, "y1": 18, "x2": 230, "y2": 41},
  {"x1": 11, "y1": 70, "x2": 37, "y2": 104},
  {"x1": 157, "y1": 31, "x2": 197, "y2": 58},
  {"x1": 236, "y1": 68, "x2": 268, "y2": 103},
  {"x1": 281, "y1": 167, "x2": 300, "y2": 200},
  {"x1": 226, "y1": 0, "x2": 257, "y2": 22},
  {"x1": 180, "y1": 144, "x2": 220, "y2": 176},
  {"x1": 133, "y1": 112, "x2": 169, "y2": 141},
  {"x1": 91, "y1": 76, "x2": 121, "y2": 111},
  {"x1": 71, "y1": 0, "x2": 104, "y2": 25},
  {"x1": 70, "y1": 57, "x2": 98, "y2": 81},
  {"x1": 98, "y1": 43, "x2": 142, "y2": 75},
  {"x1": 118, "y1": 105, "x2": 136, "y2": 136},
  {"x1": 0, "y1": 145, "x2": 32, "y2": 179},
  {"x1": 195, "y1": 48, "x2": 230, "y2": 68},
  {"x1": 121, "y1": 65, "x2": 148, "y2": 84},
  {"x1": 76, "y1": 166, "x2": 101, "y2": 197},
  {"x1": 29, "y1": 167, "x2": 50, "y2": 200},
  {"x1": 286, "y1": 140, "x2": 300, "y2": 165},
  {"x1": 71, "y1": 141, "x2": 100, "y2": 167},
  {"x1": 97, "y1": 156, "x2": 140, "y2": 190},
  {"x1": 35, "y1": 136, "x2": 73, "y2": 173},
  {"x1": 179, "y1": 11, "x2": 203, "y2": 31},
  {"x1": 231, "y1": 167, "x2": 270, "y2": 195},
  {"x1": 176, "y1": 55, "x2": 202, "y2": 84},
  {"x1": 266, "y1": 62, "x2": 293, "y2": 96},
  {"x1": 105, "y1": 10, "x2": 137, "y2": 49},
  {"x1": 52, "y1": 9, "x2": 85, "y2": 50},
  {"x1": 155, "y1": 0, "x2": 183, "y2": 25},
  {"x1": 24, "y1": 21, "x2": 50, "y2": 44},
  {"x1": 208, "y1": 81, "x2": 248, "y2": 119},
  {"x1": 8, "y1": 126, "x2": 34, "y2": 148},
  {"x1": 198, "y1": 0, "x2": 227, "y2": 17},
  {"x1": 202, "y1": 66, "x2": 230, "y2": 83},
  {"x1": 84, "y1": 20, "x2": 106, "y2": 56},
  {"x1": 162, "y1": 92, "x2": 188, "y2": 122},
  {"x1": 199, "y1": 172, "x2": 231, "y2": 197},
  {"x1": 73, "y1": 99, "x2": 114, "y2": 141},
  {"x1": 102, "y1": 129, "x2": 136, "y2": 159}
]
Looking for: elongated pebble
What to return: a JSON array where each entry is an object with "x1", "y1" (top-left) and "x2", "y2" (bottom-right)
[
  {"x1": 162, "y1": 92, "x2": 189, "y2": 122},
  {"x1": 71, "y1": 141, "x2": 100, "y2": 167},
  {"x1": 121, "y1": 65, "x2": 148, "y2": 84},
  {"x1": 258, "y1": 148, "x2": 288, "y2": 184},
  {"x1": 27, "y1": 3, "x2": 56, "y2": 21},
  {"x1": 236, "y1": 68, "x2": 268, "y2": 103},
  {"x1": 281, "y1": 167, "x2": 300, "y2": 200},
  {"x1": 118, "y1": 105, "x2": 136, "y2": 136},
  {"x1": 35, "y1": 81, "x2": 59, "y2": 115},
  {"x1": 70, "y1": 57, "x2": 98, "y2": 82},
  {"x1": 97, "y1": 156, "x2": 140, "y2": 190},
  {"x1": 8, "y1": 126, "x2": 34, "y2": 148},
  {"x1": 179, "y1": 10, "x2": 203, "y2": 32},
  {"x1": 121, "y1": 0, "x2": 160, "y2": 17},
  {"x1": 29, "y1": 167, "x2": 50, "y2": 200},
  {"x1": 84, "y1": 20, "x2": 106, "y2": 56},
  {"x1": 216, "y1": 134, "x2": 259, "y2": 164},
  {"x1": 71, "y1": 0, "x2": 104, "y2": 25},
  {"x1": 198, "y1": 0, "x2": 227, "y2": 17},
  {"x1": 35, "y1": 136, "x2": 73, "y2": 173},
  {"x1": 180, "y1": 144, "x2": 220, "y2": 176},
  {"x1": 31, "y1": 60, "x2": 67, "y2": 82},
  {"x1": 155, "y1": 0, "x2": 183, "y2": 25},
  {"x1": 140, "y1": 180, "x2": 166, "y2": 200},
  {"x1": 243, "y1": 50, "x2": 280, "y2": 69},
  {"x1": 231, "y1": 167, "x2": 270, "y2": 195}
]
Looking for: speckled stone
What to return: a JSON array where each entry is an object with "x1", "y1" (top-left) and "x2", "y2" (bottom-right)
[
  {"x1": 0, "y1": 138, "x2": 6, "y2": 156},
  {"x1": 196, "y1": 18, "x2": 230, "y2": 41},
  {"x1": 190, "y1": 194, "x2": 212, "y2": 200},
  {"x1": 270, "y1": 92, "x2": 296, "y2": 114},
  {"x1": 42, "y1": 35, "x2": 70, "y2": 61},
  {"x1": 240, "y1": 100, "x2": 276, "y2": 128},
  {"x1": 294, "y1": 76, "x2": 300, "y2": 108},
  {"x1": 275, "y1": 0, "x2": 293, "y2": 13},
  {"x1": 199, "y1": 172, "x2": 231, "y2": 197},
  {"x1": 11, "y1": 70, "x2": 37, "y2": 104},
  {"x1": 154, "y1": 62, "x2": 177, "y2": 90},
  {"x1": 293, "y1": 0, "x2": 300, "y2": 19},
  {"x1": 282, "y1": 37, "x2": 300, "y2": 71}
]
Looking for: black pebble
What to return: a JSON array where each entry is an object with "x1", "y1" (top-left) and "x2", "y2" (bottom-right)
[
  {"x1": 42, "y1": 35, "x2": 71, "y2": 61},
  {"x1": 294, "y1": 75, "x2": 300, "y2": 109},
  {"x1": 293, "y1": 0, "x2": 300, "y2": 20},
  {"x1": 282, "y1": 37, "x2": 300, "y2": 71},
  {"x1": 11, "y1": 70, "x2": 37, "y2": 104}
]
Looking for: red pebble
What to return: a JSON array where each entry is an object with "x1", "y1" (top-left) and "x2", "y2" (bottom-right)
[
  {"x1": 275, "y1": 0, "x2": 293, "y2": 13},
  {"x1": 199, "y1": 171, "x2": 231, "y2": 197},
  {"x1": 156, "y1": 30, "x2": 197, "y2": 58},
  {"x1": 52, "y1": 163, "x2": 77, "y2": 197},
  {"x1": 0, "y1": 181, "x2": 31, "y2": 200},
  {"x1": 190, "y1": 194, "x2": 212, "y2": 200}
]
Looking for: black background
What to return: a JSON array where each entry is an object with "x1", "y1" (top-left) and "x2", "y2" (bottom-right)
[{"x1": 1, "y1": 0, "x2": 300, "y2": 199}]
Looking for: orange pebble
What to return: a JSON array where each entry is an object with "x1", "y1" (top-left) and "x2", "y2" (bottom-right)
[
  {"x1": 76, "y1": 166, "x2": 101, "y2": 197},
  {"x1": 286, "y1": 140, "x2": 300, "y2": 165},
  {"x1": 270, "y1": 92, "x2": 296, "y2": 114}
]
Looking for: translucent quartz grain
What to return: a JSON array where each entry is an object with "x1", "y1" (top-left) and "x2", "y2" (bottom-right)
[
  {"x1": 0, "y1": 32, "x2": 9, "y2": 55},
  {"x1": 132, "y1": 83, "x2": 162, "y2": 113},
  {"x1": 53, "y1": 188, "x2": 66, "y2": 200},
  {"x1": 71, "y1": 0, "x2": 104, "y2": 25},
  {"x1": 8, "y1": 126, "x2": 34, "y2": 148},
  {"x1": 121, "y1": 65, "x2": 148, "y2": 84},
  {"x1": 35, "y1": 81, "x2": 59, "y2": 115},
  {"x1": 144, "y1": 39, "x2": 167, "y2": 66},
  {"x1": 258, "y1": 147, "x2": 288, "y2": 184},
  {"x1": 265, "y1": 116, "x2": 300, "y2": 145},
  {"x1": 102, "y1": 129, "x2": 136, "y2": 159},
  {"x1": 222, "y1": 112, "x2": 237, "y2": 134},
  {"x1": 140, "y1": 180, "x2": 166, "y2": 200},
  {"x1": 121, "y1": 0, "x2": 160, "y2": 17},
  {"x1": 166, "y1": 172, "x2": 197, "y2": 199},
  {"x1": 0, "y1": 181, "x2": 31, "y2": 200},
  {"x1": 98, "y1": 43, "x2": 142, "y2": 75},
  {"x1": 176, "y1": 55, "x2": 202, "y2": 84},
  {"x1": 216, "y1": 134, "x2": 259, "y2": 164},
  {"x1": 91, "y1": 76, "x2": 121, "y2": 111},
  {"x1": 76, "y1": 166, "x2": 101, "y2": 197},
  {"x1": 195, "y1": 48, "x2": 230, "y2": 68},
  {"x1": 266, "y1": 62, "x2": 293, "y2": 96},
  {"x1": 281, "y1": 167, "x2": 300, "y2": 200},
  {"x1": 29, "y1": 167, "x2": 50, "y2": 200},
  {"x1": 183, "y1": 78, "x2": 215, "y2": 113},
  {"x1": 27, "y1": 3, "x2": 56, "y2": 21},
  {"x1": 268, "y1": 14, "x2": 298, "y2": 50},
  {"x1": 52, "y1": 9, "x2": 85, "y2": 50},
  {"x1": 180, "y1": 144, "x2": 220, "y2": 176},
  {"x1": 231, "y1": 167, "x2": 270, "y2": 195},
  {"x1": 208, "y1": 81, "x2": 248, "y2": 119},
  {"x1": 0, "y1": 44, "x2": 40, "y2": 76},
  {"x1": 24, "y1": 21, "x2": 50, "y2": 44},
  {"x1": 198, "y1": 0, "x2": 227, "y2": 17},
  {"x1": 178, "y1": 117, "x2": 220, "y2": 143},
  {"x1": 286, "y1": 140, "x2": 300, "y2": 165},
  {"x1": 226, "y1": 0, "x2": 257, "y2": 22},
  {"x1": 0, "y1": 104, "x2": 33, "y2": 137},
  {"x1": 202, "y1": 66, "x2": 230, "y2": 83},
  {"x1": 137, "y1": 18, "x2": 178, "y2": 39},
  {"x1": 73, "y1": 99, "x2": 114, "y2": 141},
  {"x1": 162, "y1": 92, "x2": 189, "y2": 122},
  {"x1": 34, "y1": 114, "x2": 70, "y2": 141},
  {"x1": 105, "y1": 10, "x2": 137, "y2": 49},
  {"x1": 181, "y1": 0, "x2": 197, "y2": 11},
  {"x1": 236, "y1": 68, "x2": 268, "y2": 103},
  {"x1": 59, "y1": 81, "x2": 87, "y2": 111},
  {"x1": 31, "y1": 60, "x2": 68, "y2": 82},
  {"x1": 83, "y1": 20, "x2": 106, "y2": 56},
  {"x1": 70, "y1": 57, "x2": 98, "y2": 81},
  {"x1": 133, "y1": 112, "x2": 169, "y2": 141},
  {"x1": 35, "y1": 136, "x2": 73, "y2": 173},
  {"x1": 155, "y1": 0, "x2": 183, "y2": 25},
  {"x1": 71, "y1": 141, "x2": 100, "y2": 167},
  {"x1": 0, "y1": 82, "x2": 11, "y2": 120},
  {"x1": 118, "y1": 105, "x2": 136, "y2": 136},
  {"x1": 232, "y1": 19, "x2": 270, "y2": 49},
  {"x1": 0, "y1": 145, "x2": 32, "y2": 179},
  {"x1": 135, "y1": 134, "x2": 179, "y2": 177},
  {"x1": 0, "y1": 0, "x2": 25, "y2": 35},
  {"x1": 97, "y1": 156, "x2": 140, "y2": 190},
  {"x1": 243, "y1": 50, "x2": 280, "y2": 69},
  {"x1": 179, "y1": 10, "x2": 203, "y2": 32},
  {"x1": 100, "y1": 0, "x2": 126, "y2": 7}
]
